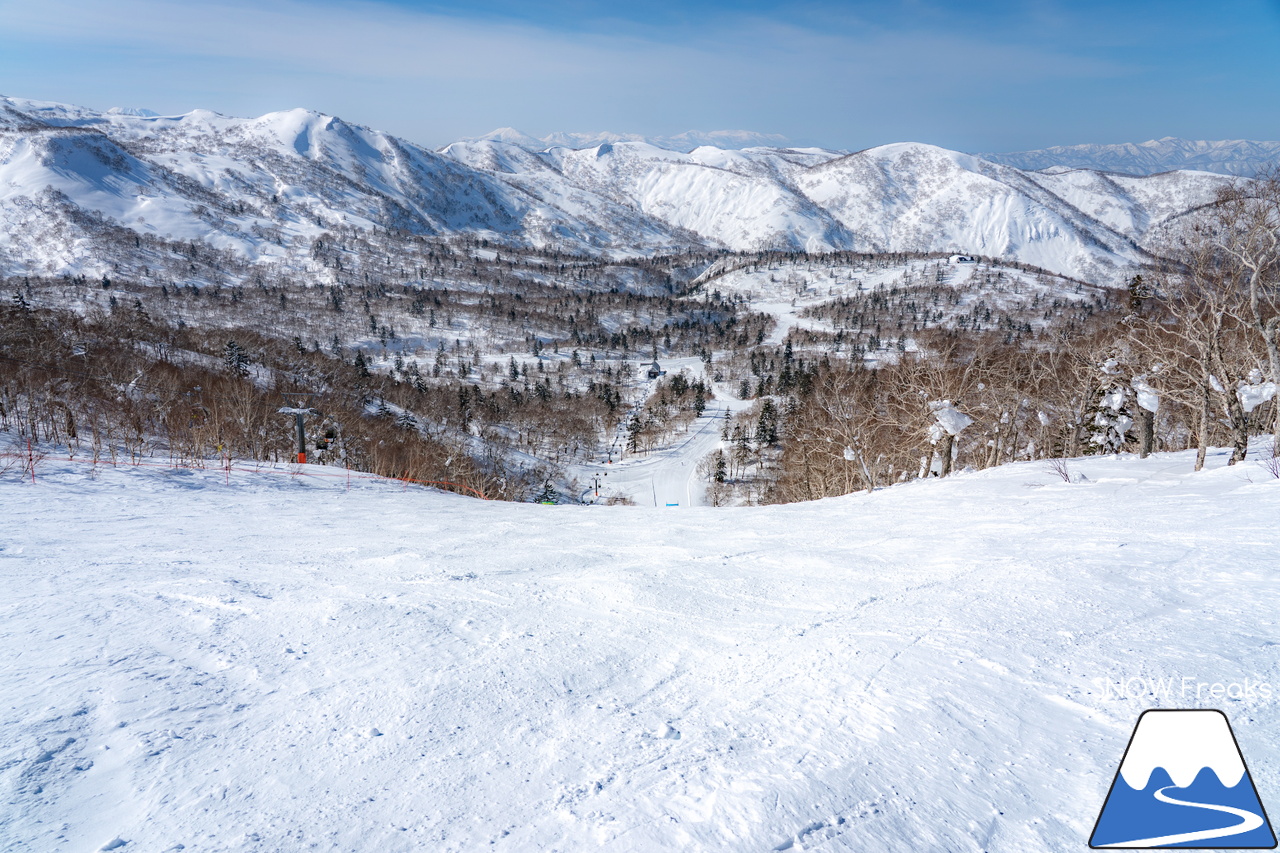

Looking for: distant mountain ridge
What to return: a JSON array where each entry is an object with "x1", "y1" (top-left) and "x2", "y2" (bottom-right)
[
  {"x1": 479, "y1": 129, "x2": 1280, "y2": 177},
  {"x1": 980, "y1": 137, "x2": 1280, "y2": 176},
  {"x1": 464, "y1": 128, "x2": 796, "y2": 154},
  {"x1": 0, "y1": 95, "x2": 1243, "y2": 283}
]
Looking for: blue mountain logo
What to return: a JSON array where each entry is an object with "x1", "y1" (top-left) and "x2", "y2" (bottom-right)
[{"x1": 1091, "y1": 709, "x2": 1276, "y2": 848}]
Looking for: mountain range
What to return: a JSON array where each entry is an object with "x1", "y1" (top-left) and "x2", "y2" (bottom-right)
[
  {"x1": 0, "y1": 95, "x2": 1260, "y2": 284},
  {"x1": 474, "y1": 129, "x2": 1280, "y2": 177},
  {"x1": 465, "y1": 128, "x2": 793, "y2": 153},
  {"x1": 980, "y1": 137, "x2": 1280, "y2": 177}
]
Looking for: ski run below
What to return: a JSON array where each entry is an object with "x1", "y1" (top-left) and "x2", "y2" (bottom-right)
[{"x1": 3, "y1": 443, "x2": 1280, "y2": 852}]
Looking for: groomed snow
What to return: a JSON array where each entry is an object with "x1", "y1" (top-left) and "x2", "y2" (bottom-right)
[{"x1": 3, "y1": 445, "x2": 1279, "y2": 851}]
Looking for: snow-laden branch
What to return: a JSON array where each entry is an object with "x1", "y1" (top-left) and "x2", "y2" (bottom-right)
[{"x1": 927, "y1": 400, "x2": 973, "y2": 444}]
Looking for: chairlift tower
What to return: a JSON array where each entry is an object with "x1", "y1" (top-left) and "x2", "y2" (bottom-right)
[{"x1": 279, "y1": 392, "x2": 320, "y2": 464}]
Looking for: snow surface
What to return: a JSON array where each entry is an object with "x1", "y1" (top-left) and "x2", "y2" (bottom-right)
[{"x1": 4, "y1": 445, "x2": 1280, "y2": 852}]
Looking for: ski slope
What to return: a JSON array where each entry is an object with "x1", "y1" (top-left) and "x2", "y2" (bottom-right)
[
  {"x1": 583, "y1": 407, "x2": 726, "y2": 507},
  {"x1": 3, "y1": 444, "x2": 1280, "y2": 852},
  {"x1": 571, "y1": 357, "x2": 754, "y2": 507}
]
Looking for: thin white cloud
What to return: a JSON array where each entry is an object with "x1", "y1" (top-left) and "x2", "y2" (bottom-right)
[
  {"x1": 1, "y1": 0, "x2": 608, "y2": 78},
  {"x1": 0, "y1": 0, "x2": 1139, "y2": 148},
  {"x1": 2, "y1": 0, "x2": 1125, "y2": 78}
]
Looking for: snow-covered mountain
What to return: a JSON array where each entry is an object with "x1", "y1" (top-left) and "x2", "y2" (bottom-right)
[
  {"x1": 0, "y1": 96, "x2": 1236, "y2": 282},
  {"x1": 981, "y1": 137, "x2": 1280, "y2": 177},
  {"x1": 464, "y1": 127, "x2": 794, "y2": 153}
]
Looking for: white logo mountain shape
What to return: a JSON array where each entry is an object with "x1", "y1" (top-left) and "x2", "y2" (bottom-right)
[{"x1": 1091, "y1": 710, "x2": 1275, "y2": 849}]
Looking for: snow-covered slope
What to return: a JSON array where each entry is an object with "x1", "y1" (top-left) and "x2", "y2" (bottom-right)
[
  {"x1": 798, "y1": 143, "x2": 1156, "y2": 281},
  {"x1": 0, "y1": 96, "x2": 1237, "y2": 281},
  {"x1": 0, "y1": 101, "x2": 536, "y2": 266},
  {"x1": 3, "y1": 444, "x2": 1279, "y2": 851},
  {"x1": 544, "y1": 140, "x2": 852, "y2": 253},
  {"x1": 981, "y1": 137, "x2": 1280, "y2": 177}
]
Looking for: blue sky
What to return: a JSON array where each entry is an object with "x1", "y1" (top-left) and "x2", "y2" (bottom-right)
[{"x1": 0, "y1": 0, "x2": 1277, "y2": 151}]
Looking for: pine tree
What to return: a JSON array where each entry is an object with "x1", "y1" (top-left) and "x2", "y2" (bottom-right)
[
  {"x1": 354, "y1": 351, "x2": 371, "y2": 377},
  {"x1": 627, "y1": 414, "x2": 643, "y2": 453},
  {"x1": 1127, "y1": 274, "x2": 1152, "y2": 312},
  {"x1": 223, "y1": 340, "x2": 250, "y2": 377},
  {"x1": 533, "y1": 480, "x2": 558, "y2": 504},
  {"x1": 756, "y1": 400, "x2": 779, "y2": 445}
]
